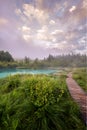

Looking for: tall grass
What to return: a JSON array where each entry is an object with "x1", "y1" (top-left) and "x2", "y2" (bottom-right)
[
  {"x1": 73, "y1": 68, "x2": 87, "y2": 92},
  {"x1": 0, "y1": 74, "x2": 85, "y2": 130}
]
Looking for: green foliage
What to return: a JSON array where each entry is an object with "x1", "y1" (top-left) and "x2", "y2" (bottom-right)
[
  {"x1": 0, "y1": 51, "x2": 86, "y2": 69},
  {"x1": 0, "y1": 74, "x2": 85, "y2": 130},
  {"x1": 73, "y1": 68, "x2": 87, "y2": 92},
  {"x1": 0, "y1": 62, "x2": 18, "y2": 69},
  {"x1": 16, "y1": 54, "x2": 86, "y2": 69},
  {"x1": 0, "y1": 51, "x2": 14, "y2": 62},
  {"x1": 7, "y1": 76, "x2": 21, "y2": 92}
]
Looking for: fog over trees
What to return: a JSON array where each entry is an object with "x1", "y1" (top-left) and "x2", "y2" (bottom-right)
[{"x1": 0, "y1": 50, "x2": 86, "y2": 68}]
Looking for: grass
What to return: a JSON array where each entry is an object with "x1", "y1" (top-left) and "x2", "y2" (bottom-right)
[
  {"x1": 0, "y1": 74, "x2": 86, "y2": 130},
  {"x1": 73, "y1": 68, "x2": 87, "y2": 92}
]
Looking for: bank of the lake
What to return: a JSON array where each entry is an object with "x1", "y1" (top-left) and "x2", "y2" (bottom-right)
[{"x1": 0, "y1": 68, "x2": 59, "y2": 78}]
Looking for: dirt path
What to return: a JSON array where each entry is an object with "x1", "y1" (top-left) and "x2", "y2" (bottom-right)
[{"x1": 66, "y1": 72, "x2": 87, "y2": 125}]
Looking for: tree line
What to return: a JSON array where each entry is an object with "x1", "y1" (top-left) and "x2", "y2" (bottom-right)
[
  {"x1": 16, "y1": 54, "x2": 86, "y2": 68},
  {"x1": 0, "y1": 50, "x2": 86, "y2": 68}
]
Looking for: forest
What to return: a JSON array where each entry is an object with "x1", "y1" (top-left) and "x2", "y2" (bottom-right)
[{"x1": 0, "y1": 51, "x2": 86, "y2": 69}]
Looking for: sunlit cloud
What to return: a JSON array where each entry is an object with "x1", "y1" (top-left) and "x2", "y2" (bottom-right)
[
  {"x1": 37, "y1": 25, "x2": 48, "y2": 33},
  {"x1": 22, "y1": 4, "x2": 49, "y2": 24},
  {"x1": 0, "y1": 0, "x2": 86, "y2": 58},
  {"x1": 22, "y1": 26, "x2": 31, "y2": 33},
  {"x1": 23, "y1": 34, "x2": 32, "y2": 41},
  {"x1": 37, "y1": 33, "x2": 48, "y2": 41},
  {"x1": 51, "y1": 30, "x2": 64, "y2": 35},
  {"x1": 69, "y1": 6, "x2": 76, "y2": 12},
  {"x1": 49, "y1": 20, "x2": 55, "y2": 25}
]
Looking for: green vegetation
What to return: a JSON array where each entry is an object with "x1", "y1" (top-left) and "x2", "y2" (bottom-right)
[
  {"x1": 17, "y1": 54, "x2": 86, "y2": 68},
  {"x1": 0, "y1": 74, "x2": 85, "y2": 130},
  {"x1": 0, "y1": 50, "x2": 86, "y2": 69},
  {"x1": 0, "y1": 51, "x2": 14, "y2": 62},
  {"x1": 0, "y1": 61, "x2": 17, "y2": 69},
  {"x1": 0, "y1": 51, "x2": 16, "y2": 68},
  {"x1": 73, "y1": 68, "x2": 87, "y2": 92}
]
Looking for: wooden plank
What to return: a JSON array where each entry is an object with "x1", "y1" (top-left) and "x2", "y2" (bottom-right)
[{"x1": 66, "y1": 73, "x2": 87, "y2": 125}]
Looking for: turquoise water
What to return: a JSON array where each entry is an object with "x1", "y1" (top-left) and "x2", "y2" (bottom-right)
[{"x1": 0, "y1": 69, "x2": 57, "y2": 78}]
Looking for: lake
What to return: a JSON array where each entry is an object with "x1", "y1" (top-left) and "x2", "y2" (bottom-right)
[{"x1": 0, "y1": 69, "x2": 57, "y2": 78}]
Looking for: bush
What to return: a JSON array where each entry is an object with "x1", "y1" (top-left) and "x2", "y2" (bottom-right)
[
  {"x1": 0, "y1": 74, "x2": 85, "y2": 130},
  {"x1": 7, "y1": 76, "x2": 21, "y2": 92}
]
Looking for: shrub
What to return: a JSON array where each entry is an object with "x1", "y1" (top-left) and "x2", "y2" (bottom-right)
[{"x1": 0, "y1": 74, "x2": 85, "y2": 130}]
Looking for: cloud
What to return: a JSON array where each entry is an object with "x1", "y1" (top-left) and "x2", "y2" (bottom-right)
[
  {"x1": 36, "y1": 25, "x2": 57, "y2": 43},
  {"x1": 23, "y1": 34, "x2": 32, "y2": 41},
  {"x1": 22, "y1": 4, "x2": 49, "y2": 24},
  {"x1": 18, "y1": 25, "x2": 32, "y2": 42},
  {"x1": 46, "y1": 40, "x2": 75, "y2": 53},
  {"x1": 50, "y1": 41, "x2": 78, "y2": 54},
  {"x1": 21, "y1": 26, "x2": 31, "y2": 33},
  {"x1": 65, "y1": 31, "x2": 76, "y2": 40},
  {"x1": 0, "y1": 18, "x2": 8, "y2": 25},
  {"x1": 49, "y1": 20, "x2": 55, "y2": 25},
  {"x1": 82, "y1": 0, "x2": 87, "y2": 9},
  {"x1": 37, "y1": 25, "x2": 48, "y2": 33},
  {"x1": 36, "y1": 0, "x2": 60, "y2": 11},
  {"x1": 51, "y1": 29, "x2": 64, "y2": 35},
  {"x1": 15, "y1": 9, "x2": 22, "y2": 15},
  {"x1": 0, "y1": 0, "x2": 86, "y2": 58},
  {"x1": 36, "y1": 25, "x2": 49, "y2": 41},
  {"x1": 78, "y1": 36, "x2": 86, "y2": 44},
  {"x1": 37, "y1": 33, "x2": 48, "y2": 41},
  {"x1": 69, "y1": 6, "x2": 76, "y2": 12}
]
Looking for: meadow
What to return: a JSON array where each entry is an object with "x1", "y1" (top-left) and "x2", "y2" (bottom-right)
[
  {"x1": 0, "y1": 74, "x2": 85, "y2": 130},
  {"x1": 73, "y1": 68, "x2": 87, "y2": 92}
]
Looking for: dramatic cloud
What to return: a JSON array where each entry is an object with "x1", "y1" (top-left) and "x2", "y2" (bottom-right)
[
  {"x1": 22, "y1": 4, "x2": 49, "y2": 24},
  {"x1": 0, "y1": 0, "x2": 86, "y2": 58}
]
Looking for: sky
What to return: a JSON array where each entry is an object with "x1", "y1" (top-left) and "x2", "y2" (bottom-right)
[{"x1": 0, "y1": 0, "x2": 86, "y2": 59}]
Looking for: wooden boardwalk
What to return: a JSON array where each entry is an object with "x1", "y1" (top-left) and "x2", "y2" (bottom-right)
[{"x1": 66, "y1": 73, "x2": 87, "y2": 125}]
